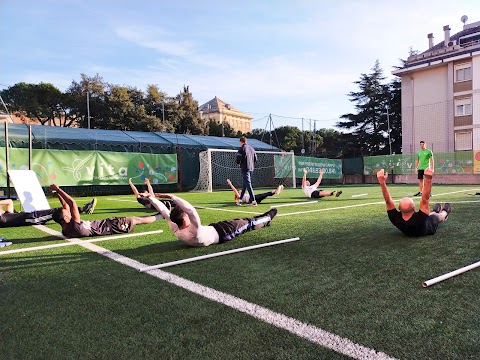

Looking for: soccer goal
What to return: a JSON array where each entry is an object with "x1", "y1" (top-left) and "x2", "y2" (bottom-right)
[{"x1": 193, "y1": 148, "x2": 296, "y2": 192}]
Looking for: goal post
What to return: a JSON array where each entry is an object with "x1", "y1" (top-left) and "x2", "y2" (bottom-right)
[{"x1": 193, "y1": 148, "x2": 296, "y2": 192}]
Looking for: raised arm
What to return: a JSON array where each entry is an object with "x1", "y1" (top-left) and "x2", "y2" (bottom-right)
[
  {"x1": 129, "y1": 178, "x2": 140, "y2": 198},
  {"x1": 226, "y1": 179, "x2": 240, "y2": 199},
  {"x1": 302, "y1": 168, "x2": 308, "y2": 188},
  {"x1": 149, "y1": 197, "x2": 177, "y2": 232},
  {"x1": 419, "y1": 168, "x2": 433, "y2": 214},
  {"x1": 49, "y1": 184, "x2": 81, "y2": 222},
  {"x1": 376, "y1": 169, "x2": 395, "y2": 211},
  {"x1": 145, "y1": 178, "x2": 155, "y2": 197},
  {"x1": 312, "y1": 169, "x2": 324, "y2": 188},
  {"x1": 156, "y1": 194, "x2": 201, "y2": 229}
]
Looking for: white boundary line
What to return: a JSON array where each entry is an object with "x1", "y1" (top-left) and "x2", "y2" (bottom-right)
[
  {"x1": 352, "y1": 193, "x2": 368, "y2": 198},
  {"x1": 271, "y1": 200, "x2": 318, "y2": 208},
  {"x1": 0, "y1": 229, "x2": 164, "y2": 255},
  {"x1": 140, "y1": 237, "x2": 300, "y2": 271},
  {"x1": 106, "y1": 198, "x2": 138, "y2": 203},
  {"x1": 278, "y1": 188, "x2": 480, "y2": 217},
  {"x1": 194, "y1": 206, "x2": 262, "y2": 215},
  {"x1": 25, "y1": 225, "x2": 397, "y2": 360}
]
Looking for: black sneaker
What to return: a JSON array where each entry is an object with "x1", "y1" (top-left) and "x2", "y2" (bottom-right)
[
  {"x1": 83, "y1": 198, "x2": 97, "y2": 214},
  {"x1": 335, "y1": 190, "x2": 342, "y2": 197},
  {"x1": 414, "y1": 192, "x2": 422, "y2": 197},
  {"x1": 433, "y1": 203, "x2": 442, "y2": 213},
  {"x1": 268, "y1": 208, "x2": 278, "y2": 220},
  {"x1": 442, "y1": 203, "x2": 452, "y2": 220}
]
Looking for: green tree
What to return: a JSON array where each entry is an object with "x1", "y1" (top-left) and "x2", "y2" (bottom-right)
[
  {"x1": 207, "y1": 119, "x2": 236, "y2": 137},
  {"x1": 173, "y1": 86, "x2": 206, "y2": 135},
  {"x1": 337, "y1": 60, "x2": 392, "y2": 156},
  {"x1": 64, "y1": 73, "x2": 108, "y2": 128},
  {"x1": 1, "y1": 82, "x2": 65, "y2": 125}
]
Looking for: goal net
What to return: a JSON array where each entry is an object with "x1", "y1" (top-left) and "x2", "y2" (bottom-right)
[{"x1": 193, "y1": 148, "x2": 296, "y2": 192}]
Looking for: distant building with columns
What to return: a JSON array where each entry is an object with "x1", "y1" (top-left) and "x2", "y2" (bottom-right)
[{"x1": 199, "y1": 96, "x2": 252, "y2": 134}]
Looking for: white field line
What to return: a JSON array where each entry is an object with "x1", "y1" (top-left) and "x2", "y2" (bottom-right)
[
  {"x1": 271, "y1": 200, "x2": 318, "y2": 208},
  {"x1": 278, "y1": 188, "x2": 480, "y2": 217},
  {"x1": 140, "y1": 237, "x2": 300, "y2": 271},
  {"x1": 28, "y1": 225, "x2": 397, "y2": 360},
  {"x1": 352, "y1": 193, "x2": 368, "y2": 198},
  {"x1": 431, "y1": 188, "x2": 480, "y2": 197},
  {"x1": 0, "y1": 229, "x2": 163, "y2": 255},
  {"x1": 194, "y1": 206, "x2": 262, "y2": 215},
  {"x1": 106, "y1": 198, "x2": 138, "y2": 203}
]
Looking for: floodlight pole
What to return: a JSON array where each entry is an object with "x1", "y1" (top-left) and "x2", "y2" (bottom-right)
[
  {"x1": 87, "y1": 91, "x2": 91, "y2": 129},
  {"x1": 386, "y1": 106, "x2": 392, "y2": 155}
]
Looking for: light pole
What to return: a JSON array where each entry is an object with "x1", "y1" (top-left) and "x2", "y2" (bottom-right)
[
  {"x1": 386, "y1": 105, "x2": 392, "y2": 155},
  {"x1": 86, "y1": 91, "x2": 91, "y2": 129}
]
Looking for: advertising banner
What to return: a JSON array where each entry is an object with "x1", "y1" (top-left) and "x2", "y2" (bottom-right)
[{"x1": 0, "y1": 148, "x2": 177, "y2": 186}]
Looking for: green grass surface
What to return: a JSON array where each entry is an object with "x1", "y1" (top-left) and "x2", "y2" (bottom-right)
[{"x1": 1, "y1": 184, "x2": 480, "y2": 359}]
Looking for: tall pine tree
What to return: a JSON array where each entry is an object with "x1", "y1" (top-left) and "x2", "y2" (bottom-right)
[{"x1": 337, "y1": 60, "x2": 392, "y2": 155}]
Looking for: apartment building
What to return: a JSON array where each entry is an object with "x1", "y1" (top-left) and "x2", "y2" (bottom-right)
[
  {"x1": 199, "y1": 96, "x2": 252, "y2": 134},
  {"x1": 393, "y1": 17, "x2": 480, "y2": 154}
]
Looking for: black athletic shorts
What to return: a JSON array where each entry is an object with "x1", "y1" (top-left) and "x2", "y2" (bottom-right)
[
  {"x1": 417, "y1": 169, "x2": 425, "y2": 180},
  {"x1": 310, "y1": 190, "x2": 324, "y2": 199}
]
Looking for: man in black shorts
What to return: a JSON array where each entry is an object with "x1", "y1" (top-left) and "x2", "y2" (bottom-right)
[
  {"x1": 49, "y1": 184, "x2": 163, "y2": 238},
  {"x1": 377, "y1": 168, "x2": 451, "y2": 237},
  {"x1": 0, "y1": 198, "x2": 96, "y2": 228}
]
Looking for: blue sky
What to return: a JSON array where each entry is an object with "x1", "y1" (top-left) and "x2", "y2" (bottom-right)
[{"x1": 2, "y1": 0, "x2": 479, "y2": 130}]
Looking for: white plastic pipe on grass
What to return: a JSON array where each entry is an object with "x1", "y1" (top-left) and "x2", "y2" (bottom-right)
[
  {"x1": 422, "y1": 260, "x2": 480, "y2": 287},
  {"x1": 140, "y1": 237, "x2": 300, "y2": 272}
]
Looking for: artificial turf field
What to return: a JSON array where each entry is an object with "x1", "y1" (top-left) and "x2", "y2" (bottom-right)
[{"x1": 1, "y1": 184, "x2": 479, "y2": 360}]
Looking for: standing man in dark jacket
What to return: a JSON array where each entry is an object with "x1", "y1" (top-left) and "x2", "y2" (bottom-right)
[{"x1": 236, "y1": 136, "x2": 258, "y2": 206}]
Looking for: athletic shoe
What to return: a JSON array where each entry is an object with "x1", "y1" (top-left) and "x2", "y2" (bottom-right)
[
  {"x1": 268, "y1": 208, "x2": 278, "y2": 220},
  {"x1": 414, "y1": 192, "x2": 422, "y2": 197},
  {"x1": 250, "y1": 201, "x2": 258, "y2": 207},
  {"x1": 236, "y1": 201, "x2": 242, "y2": 206},
  {"x1": 83, "y1": 198, "x2": 97, "y2": 214},
  {"x1": 275, "y1": 184, "x2": 284, "y2": 195},
  {"x1": 0, "y1": 241, "x2": 13, "y2": 248},
  {"x1": 335, "y1": 190, "x2": 342, "y2": 197},
  {"x1": 433, "y1": 203, "x2": 442, "y2": 213},
  {"x1": 442, "y1": 203, "x2": 452, "y2": 220}
]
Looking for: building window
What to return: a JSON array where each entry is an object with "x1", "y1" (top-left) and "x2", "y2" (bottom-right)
[
  {"x1": 455, "y1": 131, "x2": 472, "y2": 151},
  {"x1": 455, "y1": 63, "x2": 472, "y2": 82},
  {"x1": 455, "y1": 97, "x2": 472, "y2": 116}
]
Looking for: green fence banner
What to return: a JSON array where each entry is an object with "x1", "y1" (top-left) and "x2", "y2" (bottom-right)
[
  {"x1": 0, "y1": 148, "x2": 178, "y2": 186},
  {"x1": 363, "y1": 151, "x2": 475, "y2": 175},
  {"x1": 295, "y1": 156, "x2": 342, "y2": 179}
]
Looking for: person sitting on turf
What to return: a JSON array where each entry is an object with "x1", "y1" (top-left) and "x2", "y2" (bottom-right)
[
  {"x1": 148, "y1": 194, "x2": 277, "y2": 247},
  {"x1": 129, "y1": 177, "x2": 176, "y2": 210},
  {"x1": 0, "y1": 198, "x2": 96, "y2": 228},
  {"x1": 376, "y1": 168, "x2": 451, "y2": 237},
  {"x1": 49, "y1": 184, "x2": 163, "y2": 238},
  {"x1": 227, "y1": 179, "x2": 283, "y2": 206},
  {"x1": 302, "y1": 168, "x2": 342, "y2": 199}
]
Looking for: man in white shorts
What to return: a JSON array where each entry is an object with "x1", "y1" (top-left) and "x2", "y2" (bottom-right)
[
  {"x1": 302, "y1": 168, "x2": 342, "y2": 199},
  {"x1": 149, "y1": 194, "x2": 277, "y2": 247}
]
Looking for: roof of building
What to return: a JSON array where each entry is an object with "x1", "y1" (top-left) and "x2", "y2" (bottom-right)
[
  {"x1": 424, "y1": 22, "x2": 480, "y2": 53},
  {"x1": 199, "y1": 96, "x2": 250, "y2": 118}
]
